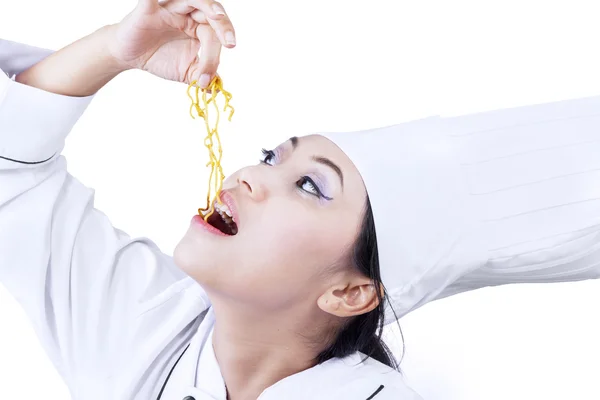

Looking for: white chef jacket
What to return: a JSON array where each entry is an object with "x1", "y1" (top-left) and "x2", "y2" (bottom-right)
[
  {"x1": 0, "y1": 39, "x2": 422, "y2": 399},
  {"x1": 1, "y1": 38, "x2": 600, "y2": 400}
]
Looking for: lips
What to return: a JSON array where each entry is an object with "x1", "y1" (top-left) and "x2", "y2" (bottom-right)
[
  {"x1": 192, "y1": 190, "x2": 241, "y2": 236},
  {"x1": 191, "y1": 214, "x2": 231, "y2": 236},
  {"x1": 218, "y1": 190, "x2": 241, "y2": 231}
]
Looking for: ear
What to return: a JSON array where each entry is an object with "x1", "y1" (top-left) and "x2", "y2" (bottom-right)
[{"x1": 317, "y1": 277, "x2": 383, "y2": 318}]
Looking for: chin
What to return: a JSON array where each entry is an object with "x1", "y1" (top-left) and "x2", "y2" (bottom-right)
[
  {"x1": 173, "y1": 233, "x2": 225, "y2": 284},
  {"x1": 173, "y1": 233, "x2": 204, "y2": 276}
]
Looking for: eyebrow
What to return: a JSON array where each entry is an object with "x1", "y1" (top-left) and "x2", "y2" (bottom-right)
[{"x1": 287, "y1": 136, "x2": 344, "y2": 189}]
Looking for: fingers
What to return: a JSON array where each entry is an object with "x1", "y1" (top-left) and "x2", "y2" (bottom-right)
[
  {"x1": 185, "y1": 0, "x2": 225, "y2": 21},
  {"x1": 192, "y1": 24, "x2": 222, "y2": 88},
  {"x1": 160, "y1": 0, "x2": 235, "y2": 87},
  {"x1": 162, "y1": 0, "x2": 236, "y2": 48},
  {"x1": 187, "y1": 0, "x2": 236, "y2": 48},
  {"x1": 190, "y1": 10, "x2": 236, "y2": 49}
]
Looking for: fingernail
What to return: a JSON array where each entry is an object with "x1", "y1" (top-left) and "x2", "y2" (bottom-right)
[
  {"x1": 213, "y1": 4, "x2": 225, "y2": 16},
  {"x1": 225, "y1": 31, "x2": 236, "y2": 46},
  {"x1": 198, "y1": 74, "x2": 211, "y2": 88}
]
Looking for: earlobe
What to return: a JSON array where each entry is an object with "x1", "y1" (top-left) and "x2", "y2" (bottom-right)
[{"x1": 317, "y1": 293, "x2": 339, "y2": 314}]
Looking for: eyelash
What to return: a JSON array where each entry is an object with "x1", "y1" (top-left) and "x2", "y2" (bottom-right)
[
  {"x1": 259, "y1": 148, "x2": 332, "y2": 201},
  {"x1": 260, "y1": 148, "x2": 276, "y2": 165}
]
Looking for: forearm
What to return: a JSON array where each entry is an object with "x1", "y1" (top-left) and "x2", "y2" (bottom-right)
[{"x1": 14, "y1": 24, "x2": 129, "y2": 97}]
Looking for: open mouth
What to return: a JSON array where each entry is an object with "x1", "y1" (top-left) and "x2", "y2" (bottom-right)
[{"x1": 204, "y1": 200, "x2": 238, "y2": 236}]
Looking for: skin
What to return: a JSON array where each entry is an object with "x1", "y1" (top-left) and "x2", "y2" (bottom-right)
[
  {"x1": 174, "y1": 134, "x2": 381, "y2": 399},
  {"x1": 16, "y1": 1, "x2": 381, "y2": 399}
]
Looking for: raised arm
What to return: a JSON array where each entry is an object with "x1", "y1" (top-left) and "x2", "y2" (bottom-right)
[
  {"x1": 434, "y1": 95, "x2": 600, "y2": 302},
  {"x1": 1, "y1": 1, "x2": 237, "y2": 395},
  {"x1": 0, "y1": 27, "x2": 122, "y2": 389}
]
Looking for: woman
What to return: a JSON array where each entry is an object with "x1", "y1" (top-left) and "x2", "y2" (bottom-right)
[{"x1": 1, "y1": 1, "x2": 600, "y2": 399}]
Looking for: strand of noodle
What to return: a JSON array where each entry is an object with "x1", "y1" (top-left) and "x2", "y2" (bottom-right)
[{"x1": 187, "y1": 76, "x2": 235, "y2": 222}]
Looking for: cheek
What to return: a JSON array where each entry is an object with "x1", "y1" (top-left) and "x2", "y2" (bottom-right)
[
  {"x1": 229, "y1": 213, "x2": 350, "y2": 306},
  {"x1": 172, "y1": 203, "x2": 360, "y2": 309},
  {"x1": 246, "y1": 209, "x2": 353, "y2": 278}
]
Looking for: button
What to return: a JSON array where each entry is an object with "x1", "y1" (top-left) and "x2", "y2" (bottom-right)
[{"x1": 182, "y1": 397, "x2": 196, "y2": 400}]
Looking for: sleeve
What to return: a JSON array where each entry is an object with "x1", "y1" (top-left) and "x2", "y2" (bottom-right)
[
  {"x1": 0, "y1": 39, "x2": 193, "y2": 391},
  {"x1": 434, "y1": 94, "x2": 600, "y2": 301}
]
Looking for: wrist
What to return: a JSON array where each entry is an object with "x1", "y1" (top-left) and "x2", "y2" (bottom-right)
[{"x1": 99, "y1": 24, "x2": 134, "y2": 74}]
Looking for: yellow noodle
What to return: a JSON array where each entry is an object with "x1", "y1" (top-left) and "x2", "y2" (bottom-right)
[{"x1": 186, "y1": 76, "x2": 235, "y2": 222}]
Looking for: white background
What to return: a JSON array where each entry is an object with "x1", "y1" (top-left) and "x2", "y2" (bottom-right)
[{"x1": 2, "y1": 0, "x2": 600, "y2": 398}]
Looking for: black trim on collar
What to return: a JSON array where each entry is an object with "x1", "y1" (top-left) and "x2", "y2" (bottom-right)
[
  {"x1": 156, "y1": 343, "x2": 191, "y2": 400},
  {"x1": 366, "y1": 384, "x2": 385, "y2": 399},
  {"x1": 156, "y1": 348, "x2": 384, "y2": 400},
  {"x1": 0, "y1": 153, "x2": 55, "y2": 164}
]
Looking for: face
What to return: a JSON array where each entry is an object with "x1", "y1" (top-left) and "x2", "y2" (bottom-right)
[{"x1": 174, "y1": 134, "x2": 367, "y2": 313}]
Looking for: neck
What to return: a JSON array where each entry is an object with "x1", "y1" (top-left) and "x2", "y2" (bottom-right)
[{"x1": 210, "y1": 300, "x2": 333, "y2": 400}]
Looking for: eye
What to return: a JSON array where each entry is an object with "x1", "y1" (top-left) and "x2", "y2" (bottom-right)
[
  {"x1": 260, "y1": 148, "x2": 276, "y2": 166},
  {"x1": 296, "y1": 176, "x2": 332, "y2": 200}
]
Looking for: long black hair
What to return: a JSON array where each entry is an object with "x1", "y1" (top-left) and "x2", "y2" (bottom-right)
[{"x1": 316, "y1": 196, "x2": 404, "y2": 370}]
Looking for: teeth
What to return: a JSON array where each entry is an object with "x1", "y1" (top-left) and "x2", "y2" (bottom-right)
[{"x1": 214, "y1": 201, "x2": 234, "y2": 222}]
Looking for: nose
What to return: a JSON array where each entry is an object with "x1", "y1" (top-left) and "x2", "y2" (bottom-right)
[{"x1": 236, "y1": 168, "x2": 267, "y2": 202}]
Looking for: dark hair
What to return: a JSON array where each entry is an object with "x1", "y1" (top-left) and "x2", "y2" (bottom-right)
[{"x1": 316, "y1": 196, "x2": 404, "y2": 370}]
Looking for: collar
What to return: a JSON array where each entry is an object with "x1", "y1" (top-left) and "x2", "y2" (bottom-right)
[
  {"x1": 159, "y1": 306, "x2": 394, "y2": 400},
  {"x1": 158, "y1": 307, "x2": 225, "y2": 400}
]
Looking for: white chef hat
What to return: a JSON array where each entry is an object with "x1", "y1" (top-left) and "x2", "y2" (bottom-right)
[
  {"x1": 319, "y1": 95, "x2": 600, "y2": 324},
  {"x1": 320, "y1": 116, "x2": 484, "y2": 324}
]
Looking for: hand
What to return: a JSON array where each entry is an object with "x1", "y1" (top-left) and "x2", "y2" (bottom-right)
[{"x1": 108, "y1": 0, "x2": 236, "y2": 87}]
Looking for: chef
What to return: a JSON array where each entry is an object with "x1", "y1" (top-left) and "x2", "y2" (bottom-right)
[{"x1": 2, "y1": 1, "x2": 600, "y2": 399}]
